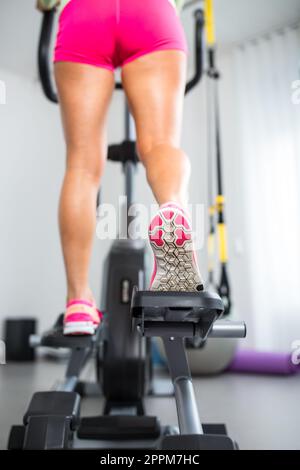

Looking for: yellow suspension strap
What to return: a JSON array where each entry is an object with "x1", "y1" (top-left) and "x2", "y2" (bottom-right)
[
  {"x1": 216, "y1": 195, "x2": 228, "y2": 263},
  {"x1": 204, "y1": 0, "x2": 231, "y2": 315},
  {"x1": 204, "y1": 0, "x2": 216, "y2": 47}
]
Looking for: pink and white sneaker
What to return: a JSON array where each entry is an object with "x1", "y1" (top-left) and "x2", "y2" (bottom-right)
[
  {"x1": 63, "y1": 299, "x2": 103, "y2": 336},
  {"x1": 149, "y1": 202, "x2": 204, "y2": 292}
]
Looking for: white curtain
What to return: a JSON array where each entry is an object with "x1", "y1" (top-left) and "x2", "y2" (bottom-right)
[{"x1": 233, "y1": 24, "x2": 300, "y2": 351}]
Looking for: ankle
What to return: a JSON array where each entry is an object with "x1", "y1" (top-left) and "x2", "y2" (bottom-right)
[
  {"x1": 67, "y1": 287, "x2": 95, "y2": 304},
  {"x1": 159, "y1": 200, "x2": 190, "y2": 217},
  {"x1": 160, "y1": 200, "x2": 184, "y2": 209}
]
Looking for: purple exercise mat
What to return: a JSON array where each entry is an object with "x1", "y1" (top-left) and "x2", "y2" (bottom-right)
[{"x1": 227, "y1": 349, "x2": 300, "y2": 375}]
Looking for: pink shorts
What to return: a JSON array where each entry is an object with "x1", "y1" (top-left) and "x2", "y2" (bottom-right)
[{"x1": 54, "y1": 0, "x2": 188, "y2": 71}]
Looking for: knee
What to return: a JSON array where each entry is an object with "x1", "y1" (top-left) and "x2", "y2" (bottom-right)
[
  {"x1": 137, "y1": 140, "x2": 191, "y2": 172},
  {"x1": 65, "y1": 144, "x2": 105, "y2": 186},
  {"x1": 137, "y1": 140, "x2": 172, "y2": 162}
]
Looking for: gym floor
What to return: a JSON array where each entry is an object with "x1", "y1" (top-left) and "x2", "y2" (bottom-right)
[{"x1": 0, "y1": 358, "x2": 299, "y2": 450}]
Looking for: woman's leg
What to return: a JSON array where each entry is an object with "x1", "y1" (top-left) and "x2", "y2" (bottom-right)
[
  {"x1": 122, "y1": 51, "x2": 203, "y2": 291},
  {"x1": 121, "y1": 50, "x2": 190, "y2": 206},
  {"x1": 54, "y1": 62, "x2": 115, "y2": 304}
]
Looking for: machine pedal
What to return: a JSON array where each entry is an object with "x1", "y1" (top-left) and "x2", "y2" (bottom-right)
[{"x1": 78, "y1": 415, "x2": 161, "y2": 440}]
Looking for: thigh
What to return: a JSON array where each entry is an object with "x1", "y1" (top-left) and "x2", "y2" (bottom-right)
[
  {"x1": 121, "y1": 51, "x2": 187, "y2": 155},
  {"x1": 54, "y1": 62, "x2": 115, "y2": 170}
]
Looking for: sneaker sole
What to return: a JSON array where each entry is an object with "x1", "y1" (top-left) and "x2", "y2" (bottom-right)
[
  {"x1": 149, "y1": 207, "x2": 203, "y2": 292},
  {"x1": 63, "y1": 321, "x2": 96, "y2": 336}
]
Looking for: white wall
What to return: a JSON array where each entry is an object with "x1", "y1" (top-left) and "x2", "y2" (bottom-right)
[
  {"x1": 214, "y1": 0, "x2": 300, "y2": 47},
  {"x1": 1, "y1": 0, "x2": 298, "y2": 346}
]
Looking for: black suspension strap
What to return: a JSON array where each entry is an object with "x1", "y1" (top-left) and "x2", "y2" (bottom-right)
[{"x1": 204, "y1": 0, "x2": 231, "y2": 315}]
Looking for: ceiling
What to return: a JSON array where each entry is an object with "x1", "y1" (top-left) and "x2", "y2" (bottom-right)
[{"x1": 183, "y1": 0, "x2": 300, "y2": 46}]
